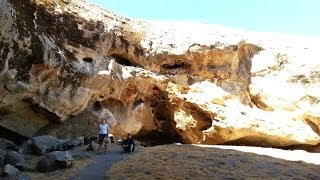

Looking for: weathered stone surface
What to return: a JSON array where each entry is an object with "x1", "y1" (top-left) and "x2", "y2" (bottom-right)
[
  {"x1": 3, "y1": 164, "x2": 19, "y2": 176},
  {"x1": 0, "y1": 148, "x2": 6, "y2": 167},
  {"x1": 64, "y1": 137, "x2": 84, "y2": 149},
  {"x1": 18, "y1": 140, "x2": 33, "y2": 155},
  {"x1": 12, "y1": 173, "x2": 31, "y2": 180},
  {"x1": 15, "y1": 162, "x2": 36, "y2": 172},
  {"x1": 31, "y1": 135, "x2": 60, "y2": 155},
  {"x1": 52, "y1": 140, "x2": 68, "y2": 151},
  {"x1": 85, "y1": 141, "x2": 99, "y2": 152},
  {"x1": 0, "y1": 138, "x2": 19, "y2": 151},
  {"x1": 37, "y1": 151, "x2": 74, "y2": 173},
  {"x1": 3, "y1": 151, "x2": 25, "y2": 166},
  {"x1": 0, "y1": 0, "x2": 319, "y2": 149},
  {"x1": 70, "y1": 151, "x2": 91, "y2": 160}
]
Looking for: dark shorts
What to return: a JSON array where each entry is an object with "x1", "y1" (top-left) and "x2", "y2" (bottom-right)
[{"x1": 98, "y1": 134, "x2": 107, "y2": 145}]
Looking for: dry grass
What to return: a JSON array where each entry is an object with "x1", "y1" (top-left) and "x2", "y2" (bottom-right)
[
  {"x1": 106, "y1": 144, "x2": 320, "y2": 179},
  {"x1": 24, "y1": 156, "x2": 92, "y2": 180}
]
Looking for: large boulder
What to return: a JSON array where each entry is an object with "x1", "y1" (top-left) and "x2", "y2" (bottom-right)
[
  {"x1": 31, "y1": 135, "x2": 61, "y2": 155},
  {"x1": 37, "y1": 151, "x2": 74, "y2": 173},
  {"x1": 2, "y1": 164, "x2": 30, "y2": 180},
  {"x1": 3, "y1": 151, "x2": 25, "y2": 166},
  {"x1": 0, "y1": 0, "x2": 319, "y2": 149}
]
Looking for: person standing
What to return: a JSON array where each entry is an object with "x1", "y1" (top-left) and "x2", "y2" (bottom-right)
[{"x1": 98, "y1": 118, "x2": 109, "y2": 153}]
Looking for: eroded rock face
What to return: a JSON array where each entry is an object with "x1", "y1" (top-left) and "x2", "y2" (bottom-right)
[{"x1": 0, "y1": 0, "x2": 320, "y2": 148}]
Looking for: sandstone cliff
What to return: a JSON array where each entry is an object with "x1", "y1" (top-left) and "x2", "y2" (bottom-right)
[{"x1": 1, "y1": 0, "x2": 320, "y2": 148}]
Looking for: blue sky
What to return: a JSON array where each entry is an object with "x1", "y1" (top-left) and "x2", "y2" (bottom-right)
[{"x1": 89, "y1": 0, "x2": 320, "y2": 37}]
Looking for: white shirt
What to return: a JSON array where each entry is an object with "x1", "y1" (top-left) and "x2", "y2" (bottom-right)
[{"x1": 99, "y1": 124, "x2": 108, "y2": 134}]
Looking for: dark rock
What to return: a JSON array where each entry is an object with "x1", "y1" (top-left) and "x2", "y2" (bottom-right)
[
  {"x1": 2, "y1": 173, "x2": 31, "y2": 180},
  {"x1": 85, "y1": 141, "x2": 99, "y2": 151},
  {"x1": 14, "y1": 173, "x2": 31, "y2": 180},
  {"x1": 0, "y1": 138, "x2": 19, "y2": 151},
  {"x1": 37, "y1": 151, "x2": 74, "y2": 173},
  {"x1": 70, "y1": 151, "x2": 91, "y2": 160},
  {"x1": 84, "y1": 136, "x2": 98, "y2": 145},
  {"x1": 64, "y1": 137, "x2": 84, "y2": 149},
  {"x1": 3, "y1": 151, "x2": 25, "y2": 166},
  {"x1": 15, "y1": 163, "x2": 36, "y2": 172},
  {"x1": 52, "y1": 140, "x2": 68, "y2": 151},
  {"x1": 3, "y1": 164, "x2": 19, "y2": 176},
  {"x1": 0, "y1": 148, "x2": 7, "y2": 156},
  {"x1": 32, "y1": 135, "x2": 60, "y2": 155},
  {"x1": 18, "y1": 140, "x2": 33, "y2": 155},
  {"x1": 0, "y1": 148, "x2": 6, "y2": 167}
]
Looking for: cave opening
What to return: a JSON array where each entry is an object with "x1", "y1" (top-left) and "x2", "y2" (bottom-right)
[
  {"x1": 162, "y1": 62, "x2": 189, "y2": 69},
  {"x1": 111, "y1": 54, "x2": 134, "y2": 66},
  {"x1": 83, "y1": 57, "x2": 93, "y2": 63},
  {"x1": 92, "y1": 101, "x2": 103, "y2": 111},
  {"x1": 134, "y1": 130, "x2": 182, "y2": 146},
  {"x1": 0, "y1": 125, "x2": 28, "y2": 145}
]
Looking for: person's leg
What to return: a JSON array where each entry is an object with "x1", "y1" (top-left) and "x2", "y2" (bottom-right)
[
  {"x1": 104, "y1": 144, "x2": 107, "y2": 153},
  {"x1": 98, "y1": 134, "x2": 102, "y2": 152},
  {"x1": 123, "y1": 145, "x2": 130, "y2": 153},
  {"x1": 98, "y1": 134, "x2": 105, "y2": 153}
]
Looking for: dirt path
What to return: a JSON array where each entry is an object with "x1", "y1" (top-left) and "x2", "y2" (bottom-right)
[{"x1": 70, "y1": 145, "x2": 124, "y2": 180}]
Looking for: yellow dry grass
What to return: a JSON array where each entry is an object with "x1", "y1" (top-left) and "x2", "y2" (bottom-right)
[{"x1": 106, "y1": 144, "x2": 320, "y2": 179}]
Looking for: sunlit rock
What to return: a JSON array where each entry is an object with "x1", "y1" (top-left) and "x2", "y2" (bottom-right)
[{"x1": 0, "y1": 0, "x2": 319, "y2": 148}]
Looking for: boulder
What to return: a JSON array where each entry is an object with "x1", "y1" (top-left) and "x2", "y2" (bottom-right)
[
  {"x1": 70, "y1": 151, "x2": 91, "y2": 160},
  {"x1": 18, "y1": 140, "x2": 34, "y2": 155},
  {"x1": 0, "y1": 148, "x2": 6, "y2": 166},
  {"x1": 12, "y1": 173, "x2": 31, "y2": 180},
  {"x1": 64, "y1": 137, "x2": 84, "y2": 149},
  {"x1": 0, "y1": 148, "x2": 7, "y2": 157},
  {"x1": 31, "y1": 135, "x2": 60, "y2": 155},
  {"x1": 86, "y1": 141, "x2": 99, "y2": 152},
  {"x1": 37, "y1": 151, "x2": 74, "y2": 173},
  {"x1": 84, "y1": 137, "x2": 98, "y2": 145},
  {"x1": 2, "y1": 164, "x2": 19, "y2": 176},
  {"x1": 52, "y1": 140, "x2": 68, "y2": 151},
  {"x1": 15, "y1": 163, "x2": 36, "y2": 172},
  {"x1": 0, "y1": 138, "x2": 19, "y2": 151},
  {"x1": 3, "y1": 151, "x2": 25, "y2": 166}
]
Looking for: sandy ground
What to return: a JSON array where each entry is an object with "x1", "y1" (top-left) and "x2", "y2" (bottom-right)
[{"x1": 106, "y1": 144, "x2": 320, "y2": 179}]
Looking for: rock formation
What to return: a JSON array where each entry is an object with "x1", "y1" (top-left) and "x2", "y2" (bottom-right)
[{"x1": 1, "y1": 0, "x2": 320, "y2": 148}]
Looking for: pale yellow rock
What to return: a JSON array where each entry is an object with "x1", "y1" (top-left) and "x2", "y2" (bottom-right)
[{"x1": 0, "y1": 0, "x2": 319, "y2": 148}]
